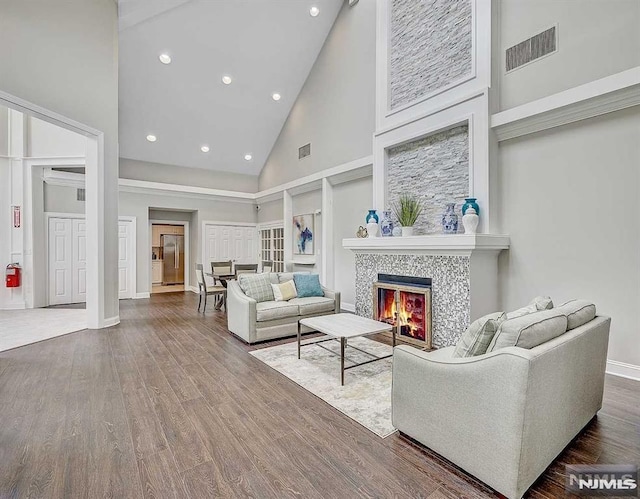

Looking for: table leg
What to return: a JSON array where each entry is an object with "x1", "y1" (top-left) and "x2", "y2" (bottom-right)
[
  {"x1": 297, "y1": 321, "x2": 301, "y2": 359},
  {"x1": 341, "y1": 337, "x2": 346, "y2": 386}
]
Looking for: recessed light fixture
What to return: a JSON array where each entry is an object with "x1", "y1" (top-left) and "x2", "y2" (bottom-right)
[
  {"x1": 201, "y1": 145, "x2": 210, "y2": 153},
  {"x1": 158, "y1": 53, "x2": 172, "y2": 64},
  {"x1": 244, "y1": 154, "x2": 253, "y2": 161},
  {"x1": 222, "y1": 75, "x2": 232, "y2": 85},
  {"x1": 146, "y1": 134, "x2": 157, "y2": 142},
  {"x1": 272, "y1": 93, "x2": 281, "y2": 101},
  {"x1": 309, "y1": 6, "x2": 320, "y2": 17}
]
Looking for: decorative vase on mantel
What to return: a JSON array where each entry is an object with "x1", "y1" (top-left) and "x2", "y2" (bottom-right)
[
  {"x1": 441, "y1": 203, "x2": 459, "y2": 234},
  {"x1": 401, "y1": 226, "x2": 414, "y2": 237},
  {"x1": 380, "y1": 210, "x2": 394, "y2": 237},
  {"x1": 462, "y1": 207, "x2": 479, "y2": 234},
  {"x1": 462, "y1": 198, "x2": 480, "y2": 216},
  {"x1": 365, "y1": 209, "x2": 379, "y2": 224}
]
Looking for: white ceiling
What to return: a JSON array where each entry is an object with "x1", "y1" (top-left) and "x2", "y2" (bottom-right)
[{"x1": 118, "y1": 0, "x2": 343, "y2": 176}]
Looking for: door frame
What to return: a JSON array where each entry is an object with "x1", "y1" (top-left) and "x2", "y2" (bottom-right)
[
  {"x1": 45, "y1": 212, "x2": 137, "y2": 305},
  {"x1": 149, "y1": 219, "x2": 190, "y2": 292},
  {"x1": 200, "y1": 220, "x2": 259, "y2": 271}
]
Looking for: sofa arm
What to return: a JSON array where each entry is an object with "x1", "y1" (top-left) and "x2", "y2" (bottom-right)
[
  {"x1": 226, "y1": 280, "x2": 257, "y2": 343},
  {"x1": 322, "y1": 286, "x2": 341, "y2": 313}
]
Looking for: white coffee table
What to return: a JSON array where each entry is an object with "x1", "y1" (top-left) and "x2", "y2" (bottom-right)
[{"x1": 298, "y1": 313, "x2": 394, "y2": 385}]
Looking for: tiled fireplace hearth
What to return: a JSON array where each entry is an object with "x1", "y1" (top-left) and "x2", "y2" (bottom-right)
[{"x1": 343, "y1": 235, "x2": 510, "y2": 348}]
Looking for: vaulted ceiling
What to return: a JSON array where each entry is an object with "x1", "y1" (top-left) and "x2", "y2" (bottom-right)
[{"x1": 118, "y1": 0, "x2": 343, "y2": 175}]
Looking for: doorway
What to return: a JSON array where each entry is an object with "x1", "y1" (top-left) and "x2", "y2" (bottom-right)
[{"x1": 149, "y1": 220, "x2": 189, "y2": 294}]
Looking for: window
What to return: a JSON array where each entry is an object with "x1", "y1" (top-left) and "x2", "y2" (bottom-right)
[{"x1": 259, "y1": 225, "x2": 284, "y2": 272}]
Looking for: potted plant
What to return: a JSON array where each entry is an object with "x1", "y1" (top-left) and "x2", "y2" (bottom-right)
[{"x1": 392, "y1": 195, "x2": 423, "y2": 236}]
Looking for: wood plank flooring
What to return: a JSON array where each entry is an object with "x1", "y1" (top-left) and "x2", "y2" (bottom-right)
[{"x1": 1, "y1": 292, "x2": 638, "y2": 498}]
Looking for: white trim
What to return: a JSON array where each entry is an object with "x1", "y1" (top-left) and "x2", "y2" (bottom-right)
[
  {"x1": 188, "y1": 285, "x2": 199, "y2": 294},
  {"x1": 491, "y1": 67, "x2": 640, "y2": 141},
  {"x1": 606, "y1": 360, "x2": 640, "y2": 382},
  {"x1": 200, "y1": 220, "x2": 257, "y2": 228},
  {"x1": 119, "y1": 216, "x2": 138, "y2": 300},
  {"x1": 135, "y1": 292, "x2": 151, "y2": 299},
  {"x1": 343, "y1": 234, "x2": 510, "y2": 254},
  {"x1": 103, "y1": 315, "x2": 120, "y2": 328},
  {"x1": 119, "y1": 178, "x2": 255, "y2": 204},
  {"x1": 256, "y1": 219, "x2": 284, "y2": 230},
  {"x1": 149, "y1": 219, "x2": 190, "y2": 292},
  {"x1": 321, "y1": 178, "x2": 334, "y2": 288},
  {"x1": 341, "y1": 302, "x2": 356, "y2": 313}
]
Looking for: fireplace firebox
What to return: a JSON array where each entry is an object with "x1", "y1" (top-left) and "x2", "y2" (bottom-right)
[{"x1": 373, "y1": 274, "x2": 432, "y2": 349}]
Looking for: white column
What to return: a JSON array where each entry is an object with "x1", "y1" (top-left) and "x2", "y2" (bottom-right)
[
  {"x1": 321, "y1": 178, "x2": 334, "y2": 287},
  {"x1": 283, "y1": 189, "x2": 292, "y2": 271}
]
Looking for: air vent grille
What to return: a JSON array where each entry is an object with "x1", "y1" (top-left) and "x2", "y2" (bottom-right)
[
  {"x1": 77, "y1": 188, "x2": 86, "y2": 201},
  {"x1": 506, "y1": 26, "x2": 557, "y2": 73},
  {"x1": 299, "y1": 143, "x2": 311, "y2": 160}
]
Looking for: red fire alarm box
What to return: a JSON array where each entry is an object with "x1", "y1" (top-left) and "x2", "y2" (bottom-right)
[{"x1": 5, "y1": 263, "x2": 21, "y2": 288}]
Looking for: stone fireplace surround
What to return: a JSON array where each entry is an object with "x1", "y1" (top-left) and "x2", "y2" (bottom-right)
[{"x1": 343, "y1": 235, "x2": 510, "y2": 348}]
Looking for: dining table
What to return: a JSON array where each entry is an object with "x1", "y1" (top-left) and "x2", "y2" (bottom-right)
[{"x1": 205, "y1": 272, "x2": 235, "y2": 310}]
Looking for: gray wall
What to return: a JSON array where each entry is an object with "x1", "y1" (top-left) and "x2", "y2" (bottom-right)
[
  {"x1": 0, "y1": 0, "x2": 120, "y2": 318},
  {"x1": 120, "y1": 158, "x2": 259, "y2": 193},
  {"x1": 291, "y1": 190, "x2": 322, "y2": 274},
  {"x1": 257, "y1": 199, "x2": 283, "y2": 224},
  {"x1": 498, "y1": 0, "x2": 640, "y2": 110},
  {"x1": 44, "y1": 184, "x2": 85, "y2": 214},
  {"x1": 258, "y1": 1, "x2": 376, "y2": 190},
  {"x1": 497, "y1": 107, "x2": 640, "y2": 367}
]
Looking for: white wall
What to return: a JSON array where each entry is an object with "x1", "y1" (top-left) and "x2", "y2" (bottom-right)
[
  {"x1": 333, "y1": 176, "x2": 373, "y2": 308},
  {"x1": 257, "y1": 199, "x2": 283, "y2": 224},
  {"x1": 258, "y1": 1, "x2": 376, "y2": 189},
  {"x1": 28, "y1": 116, "x2": 86, "y2": 157},
  {"x1": 0, "y1": 0, "x2": 120, "y2": 319},
  {"x1": 120, "y1": 158, "x2": 259, "y2": 193},
  {"x1": 0, "y1": 105, "x2": 8, "y2": 155},
  {"x1": 498, "y1": 0, "x2": 640, "y2": 110},
  {"x1": 497, "y1": 107, "x2": 640, "y2": 368},
  {"x1": 44, "y1": 184, "x2": 84, "y2": 214}
]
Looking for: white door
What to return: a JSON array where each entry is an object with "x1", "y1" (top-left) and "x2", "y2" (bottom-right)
[
  {"x1": 48, "y1": 218, "x2": 73, "y2": 305},
  {"x1": 49, "y1": 217, "x2": 135, "y2": 305},
  {"x1": 118, "y1": 221, "x2": 134, "y2": 299},
  {"x1": 203, "y1": 224, "x2": 257, "y2": 268}
]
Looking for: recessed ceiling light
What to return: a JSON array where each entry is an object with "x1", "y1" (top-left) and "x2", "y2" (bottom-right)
[
  {"x1": 272, "y1": 93, "x2": 281, "y2": 101},
  {"x1": 158, "y1": 53, "x2": 171, "y2": 64},
  {"x1": 309, "y1": 6, "x2": 320, "y2": 17},
  {"x1": 201, "y1": 145, "x2": 210, "y2": 153},
  {"x1": 244, "y1": 154, "x2": 252, "y2": 161},
  {"x1": 222, "y1": 75, "x2": 232, "y2": 85},
  {"x1": 146, "y1": 134, "x2": 157, "y2": 142}
]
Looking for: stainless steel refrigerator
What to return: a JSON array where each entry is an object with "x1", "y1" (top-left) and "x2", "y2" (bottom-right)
[{"x1": 161, "y1": 234, "x2": 185, "y2": 285}]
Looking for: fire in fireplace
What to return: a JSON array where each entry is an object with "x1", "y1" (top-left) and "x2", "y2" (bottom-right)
[{"x1": 373, "y1": 274, "x2": 432, "y2": 349}]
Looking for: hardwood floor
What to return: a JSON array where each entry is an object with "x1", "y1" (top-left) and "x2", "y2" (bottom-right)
[{"x1": 1, "y1": 292, "x2": 638, "y2": 498}]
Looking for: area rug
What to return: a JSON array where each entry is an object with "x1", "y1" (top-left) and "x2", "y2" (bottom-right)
[
  {"x1": 0, "y1": 308, "x2": 87, "y2": 353},
  {"x1": 250, "y1": 336, "x2": 397, "y2": 438}
]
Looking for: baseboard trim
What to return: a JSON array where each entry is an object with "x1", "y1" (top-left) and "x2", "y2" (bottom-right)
[
  {"x1": 606, "y1": 360, "x2": 640, "y2": 381},
  {"x1": 341, "y1": 302, "x2": 356, "y2": 313},
  {"x1": 135, "y1": 292, "x2": 150, "y2": 299},
  {"x1": 0, "y1": 303, "x2": 27, "y2": 310},
  {"x1": 188, "y1": 285, "x2": 199, "y2": 294},
  {"x1": 93, "y1": 315, "x2": 120, "y2": 329}
]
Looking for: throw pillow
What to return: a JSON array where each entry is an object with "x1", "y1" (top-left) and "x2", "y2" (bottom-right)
[
  {"x1": 506, "y1": 296, "x2": 554, "y2": 319},
  {"x1": 487, "y1": 309, "x2": 568, "y2": 352},
  {"x1": 271, "y1": 280, "x2": 298, "y2": 302},
  {"x1": 452, "y1": 312, "x2": 507, "y2": 358},
  {"x1": 238, "y1": 273, "x2": 274, "y2": 303},
  {"x1": 293, "y1": 273, "x2": 324, "y2": 298},
  {"x1": 556, "y1": 299, "x2": 596, "y2": 330}
]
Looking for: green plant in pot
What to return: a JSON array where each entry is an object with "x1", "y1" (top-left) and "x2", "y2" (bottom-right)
[{"x1": 392, "y1": 195, "x2": 423, "y2": 236}]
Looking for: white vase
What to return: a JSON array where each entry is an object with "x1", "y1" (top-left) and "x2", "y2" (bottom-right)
[
  {"x1": 366, "y1": 221, "x2": 379, "y2": 237},
  {"x1": 401, "y1": 226, "x2": 414, "y2": 237},
  {"x1": 462, "y1": 208, "x2": 479, "y2": 234}
]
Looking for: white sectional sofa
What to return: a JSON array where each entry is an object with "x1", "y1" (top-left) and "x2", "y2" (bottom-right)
[
  {"x1": 226, "y1": 272, "x2": 340, "y2": 344},
  {"x1": 392, "y1": 303, "x2": 611, "y2": 499}
]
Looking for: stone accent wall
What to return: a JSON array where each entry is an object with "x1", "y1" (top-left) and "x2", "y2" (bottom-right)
[
  {"x1": 390, "y1": 0, "x2": 473, "y2": 110},
  {"x1": 355, "y1": 253, "x2": 470, "y2": 348},
  {"x1": 387, "y1": 125, "x2": 469, "y2": 234}
]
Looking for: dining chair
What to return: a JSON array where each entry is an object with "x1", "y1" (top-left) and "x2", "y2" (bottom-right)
[
  {"x1": 210, "y1": 260, "x2": 233, "y2": 283},
  {"x1": 261, "y1": 260, "x2": 274, "y2": 273},
  {"x1": 196, "y1": 263, "x2": 226, "y2": 313},
  {"x1": 234, "y1": 263, "x2": 258, "y2": 277}
]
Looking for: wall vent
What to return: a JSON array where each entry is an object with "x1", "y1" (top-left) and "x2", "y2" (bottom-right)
[
  {"x1": 506, "y1": 26, "x2": 557, "y2": 73},
  {"x1": 77, "y1": 188, "x2": 86, "y2": 202},
  {"x1": 299, "y1": 143, "x2": 311, "y2": 160}
]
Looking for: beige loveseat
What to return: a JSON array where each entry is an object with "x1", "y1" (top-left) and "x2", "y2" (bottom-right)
[
  {"x1": 226, "y1": 272, "x2": 340, "y2": 344},
  {"x1": 392, "y1": 311, "x2": 611, "y2": 499}
]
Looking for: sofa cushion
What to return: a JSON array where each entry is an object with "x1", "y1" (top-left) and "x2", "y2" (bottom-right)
[
  {"x1": 238, "y1": 273, "x2": 274, "y2": 303},
  {"x1": 293, "y1": 274, "x2": 324, "y2": 298},
  {"x1": 487, "y1": 309, "x2": 568, "y2": 351},
  {"x1": 278, "y1": 271, "x2": 310, "y2": 284},
  {"x1": 289, "y1": 296, "x2": 334, "y2": 315},
  {"x1": 506, "y1": 296, "x2": 554, "y2": 319},
  {"x1": 556, "y1": 300, "x2": 596, "y2": 330},
  {"x1": 271, "y1": 280, "x2": 298, "y2": 302},
  {"x1": 453, "y1": 312, "x2": 507, "y2": 358},
  {"x1": 256, "y1": 301, "x2": 300, "y2": 321}
]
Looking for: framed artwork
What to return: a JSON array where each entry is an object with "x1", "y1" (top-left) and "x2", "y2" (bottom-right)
[{"x1": 293, "y1": 214, "x2": 314, "y2": 255}]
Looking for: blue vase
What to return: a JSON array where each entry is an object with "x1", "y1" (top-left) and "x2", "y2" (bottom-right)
[
  {"x1": 462, "y1": 198, "x2": 480, "y2": 216},
  {"x1": 380, "y1": 210, "x2": 394, "y2": 237},
  {"x1": 365, "y1": 209, "x2": 379, "y2": 224},
  {"x1": 441, "y1": 203, "x2": 458, "y2": 234}
]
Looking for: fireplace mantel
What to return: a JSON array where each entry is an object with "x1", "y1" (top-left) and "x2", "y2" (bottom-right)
[{"x1": 342, "y1": 234, "x2": 510, "y2": 255}]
